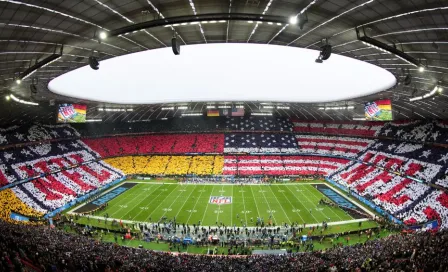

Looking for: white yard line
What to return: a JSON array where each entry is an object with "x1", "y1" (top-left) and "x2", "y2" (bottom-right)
[
  {"x1": 231, "y1": 185, "x2": 234, "y2": 226},
  {"x1": 119, "y1": 185, "x2": 163, "y2": 219},
  {"x1": 267, "y1": 185, "x2": 294, "y2": 224},
  {"x1": 185, "y1": 185, "x2": 207, "y2": 224},
  {"x1": 239, "y1": 186, "x2": 248, "y2": 225},
  {"x1": 143, "y1": 184, "x2": 181, "y2": 221},
  {"x1": 248, "y1": 185, "x2": 262, "y2": 223},
  {"x1": 200, "y1": 186, "x2": 218, "y2": 224},
  {"x1": 174, "y1": 185, "x2": 198, "y2": 219},
  {"x1": 153, "y1": 184, "x2": 189, "y2": 220},
  {"x1": 255, "y1": 185, "x2": 278, "y2": 225},
  {"x1": 215, "y1": 185, "x2": 225, "y2": 224},
  {"x1": 270, "y1": 185, "x2": 305, "y2": 223},
  {"x1": 127, "y1": 184, "x2": 166, "y2": 220},
  {"x1": 285, "y1": 185, "x2": 320, "y2": 223}
]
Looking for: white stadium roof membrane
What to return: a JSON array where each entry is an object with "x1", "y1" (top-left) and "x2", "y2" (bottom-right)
[{"x1": 48, "y1": 43, "x2": 396, "y2": 104}]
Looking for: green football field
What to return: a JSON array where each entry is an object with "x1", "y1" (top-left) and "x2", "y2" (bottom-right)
[{"x1": 88, "y1": 181, "x2": 362, "y2": 227}]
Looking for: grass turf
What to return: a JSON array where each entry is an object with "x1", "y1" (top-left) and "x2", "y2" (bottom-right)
[{"x1": 89, "y1": 180, "x2": 363, "y2": 227}]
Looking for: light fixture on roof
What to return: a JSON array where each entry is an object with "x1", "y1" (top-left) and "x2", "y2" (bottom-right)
[
  {"x1": 356, "y1": 26, "x2": 422, "y2": 68},
  {"x1": 289, "y1": 16, "x2": 298, "y2": 25},
  {"x1": 99, "y1": 31, "x2": 108, "y2": 40},
  {"x1": 438, "y1": 87, "x2": 443, "y2": 93},
  {"x1": 89, "y1": 52, "x2": 99, "y2": 70},
  {"x1": 404, "y1": 73, "x2": 412, "y2": 86},
  {"x1": 315, "y1": 39, "x2": 332, "y2": 63},
  {"x1": 298, "y1": 12, "x2": 308, "y2": 30},
  {"x1": 418, "y1": 66, "x2": 425, "y2": 72},
  {"x1": 5, "y1": 95, "x2": 10, "y2": 101},
  {"x1": 172, "y1": 33, "x2": 180, "y2": 55},
  {"x1": 16, "y1": 47, "x2": 62, "y2": 82}
]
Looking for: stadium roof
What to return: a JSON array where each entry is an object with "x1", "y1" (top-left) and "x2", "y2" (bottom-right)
[{"x1": 0, "y1": 0, "x2": 447, "y2": 124}]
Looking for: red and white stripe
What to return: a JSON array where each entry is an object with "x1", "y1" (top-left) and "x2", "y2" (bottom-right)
[
  {"x1": 223, "y1": 155, "x2": 349, "y2": 176},
  {"x1": 296, "y1": 135, "x2": 374, "y2": 158},
  {"x1": 291, "y1": 120, "x2": 384, "y2": 137}
]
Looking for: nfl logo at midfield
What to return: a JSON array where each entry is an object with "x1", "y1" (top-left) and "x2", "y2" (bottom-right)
[{"x1": 209, "y1": 196, "x2": 232, "y2": 205}]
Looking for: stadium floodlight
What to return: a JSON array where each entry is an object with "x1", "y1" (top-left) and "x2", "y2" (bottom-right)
[
  {"x1": 99, "y1": 31, "x2": 108, "y2": 40},
  {"x1": 438, "y1": 87, "x2": 443, "y2": 93},
  {"x1": 419, "y1": 66, "x2": 425, "y2": 72},
  {"x1": 289, "y1": 16, "x2": 298, "y2": 25},
  {"x1": 16, "y1": 79, "x2": 21, "y2": 84},
  {"x1": 5, "y1": 95, "x2": 10, "y2": 101}
]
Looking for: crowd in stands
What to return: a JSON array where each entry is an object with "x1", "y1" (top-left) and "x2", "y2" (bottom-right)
[
  {"x1": 329, "y1": 149, "x2": 448, "y2": 229},
  {"x1": 223, "y1": 156, "x2": 349, "y2": 176},
  {"x1": 83, "y1": 134, "x2": 224, "y2": 157},
  {"x1": 1, "y1": 118, "x2": 448, "y2": 231},
  {"x1": 0, "y1": 189, "x2": 43, "y2": 223},
  {"x1": 291, "y1": 120, "x2": 384, "y2": 137},
  {"x1": 0, "y1": 124, "x2": 79, "y2": 147},
  {"x1": 364, "y1": 140, "x2": 448, "y2": 188},
  {"x1": 104, "y1": 156, "x2": 224, "y2": 176},
  {"x1": 11, "y1": 160, "x2": 123, "y2": 214},
  {"x1": 1, "y1": 220, "x2": 448, "y2": 271},
  {"x1": 0, "y1": 137, "x2": 124, "y2": 214},
  {"x1": 378, "y1": 120, "x2": 448, "y2": 144},
  {"x1": 295, "y1": 135, "x2": 374, "y2": 158}
]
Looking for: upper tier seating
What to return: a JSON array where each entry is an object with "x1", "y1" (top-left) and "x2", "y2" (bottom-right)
[
  {"x1": 83, "y1": 134, "x2": 224, "y2": 157},
  {"x1": 295, "y1": 134, "x2": 374, "y2": 158},
  {"x1": 291, "y1": 120, "x2": 384, "y2": 137},
  {"x1": 0, "y1": 124, "x2": 79, "y2": 147},
  {"x1": 378, "y1": 120, "x2": 448, "y2": 144}
]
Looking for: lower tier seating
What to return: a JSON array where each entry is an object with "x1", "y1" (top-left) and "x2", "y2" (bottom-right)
[
  {"x1": 329, "y1": 161, "x2": 448, "y2": 229},
  {"x1": 0, "y1": 189, "x2": 43, "y2": 223}
]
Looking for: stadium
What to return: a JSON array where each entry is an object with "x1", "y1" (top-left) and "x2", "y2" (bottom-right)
[{"x1": 0, "y1": 0, "x2": 448, "y2": 271}]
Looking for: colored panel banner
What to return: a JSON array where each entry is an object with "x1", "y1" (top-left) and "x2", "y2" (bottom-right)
[
  {"x1": 231, "y1": 108, "x2": 245, "y2": 116},
  {"x1": 207, "y1": 110, "x2": 220, "y2": 117},
  {"x1": 364, "y1": 99, "x2": 392, "y2": 121},
  {"x1": 10, "y1": 212, "x2": 30, "y2": 222},
  {"x1": 58, "y1": 104, "x2": 87, "y2": 123}
]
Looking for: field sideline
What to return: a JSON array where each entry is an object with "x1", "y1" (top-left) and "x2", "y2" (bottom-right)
[{"x1": 73, "y1": 180, "x2": 370, "y2": 227}]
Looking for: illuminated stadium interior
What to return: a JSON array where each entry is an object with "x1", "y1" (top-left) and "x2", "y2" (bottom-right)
[{"x1": 1, "y1": 0, "x2": 448, "y2": 271}]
